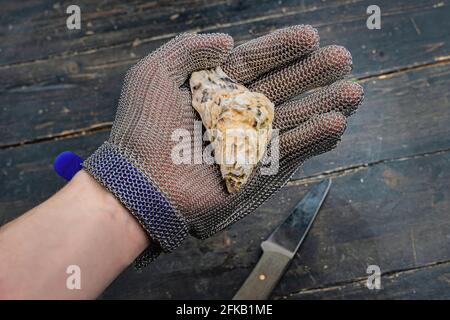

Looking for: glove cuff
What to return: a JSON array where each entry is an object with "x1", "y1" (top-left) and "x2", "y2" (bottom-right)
[{"x1": 82, "y1": 142, "x2": 189, "y2": 259}]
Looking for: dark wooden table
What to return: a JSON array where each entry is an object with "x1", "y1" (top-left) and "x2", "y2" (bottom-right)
[{"x1": 1, "y1": 0, "x2": 449, "y2": 299}]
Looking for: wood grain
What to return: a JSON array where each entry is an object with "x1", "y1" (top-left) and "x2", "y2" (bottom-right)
[
  {"x1": 1, "y1": 0, "x2": 424, "y2": 66},
  {"x1": 293, "y1": 62, "x2": 450, "y2": 179},
  {"x1": 0, "y1": 130, "x2": 109, "y2": 224},
  {"x1": 2, "y1": 62, "x2": 448, "y2": 221},
  {"x1": 103, "y1": 149, "x2": 450, "y2": 299},
  {"x1": 1, "y1": 122, "x2": 449, "y2": 299},
  {"x1": 285, "y1": 261, "x2": 450, "y2": 299},
  {"x1": 1, "y1": 0, "x2": 449, "y2": 145}
]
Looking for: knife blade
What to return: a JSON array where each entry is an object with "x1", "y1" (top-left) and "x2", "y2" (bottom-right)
[{"x1": 233, "y1": 179, "x2": 331, "y2": 300}]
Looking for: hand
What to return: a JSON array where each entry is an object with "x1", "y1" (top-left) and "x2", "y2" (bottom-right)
[{"x1": 83, "y1": 26, "x2": 363, "y2": 266}]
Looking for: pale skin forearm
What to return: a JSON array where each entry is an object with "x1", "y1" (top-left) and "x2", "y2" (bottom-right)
[{"x1": 0, "y1": 170, "x2": 150, "y2": 299}]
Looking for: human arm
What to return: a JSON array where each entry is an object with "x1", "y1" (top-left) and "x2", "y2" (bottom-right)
[{"x1": 0, "y1": 170, "x2": 149, "y2": 299}]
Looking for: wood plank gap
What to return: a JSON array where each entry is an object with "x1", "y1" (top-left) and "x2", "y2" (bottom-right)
[
  {"x1": 358, "y1": 57, "x2": 450, "y2": 83},
  {"x1": 0, "y1": 122, "x2": 112, "y2": 150},
  {"x1": 288, "y1": 147, "x2": 450, "y2": 185},
  {"x1": 275, "y1": 258, "x2": 450, "y2": 299}
]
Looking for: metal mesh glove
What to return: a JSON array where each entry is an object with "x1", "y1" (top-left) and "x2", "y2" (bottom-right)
[{"x1": 83, "y1": 26, "x2": 364, "y2": 267}]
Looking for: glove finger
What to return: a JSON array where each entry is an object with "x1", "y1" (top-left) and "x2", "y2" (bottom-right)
[
  {"x1": 163, "y1": 33, "x2": 234, "y2": 86},
  {"x1": 249, "y1": 45, "x2": 353, "y2": 105},
  {"x1": 273, "y1": 80, "x2": 363, "y2": 132},
  {"x1": 222, "y1": 25, "x2": 319, "y2": 84},
  {"x1": 278, "y1": 111, "x2": 347, "y2": 161}
]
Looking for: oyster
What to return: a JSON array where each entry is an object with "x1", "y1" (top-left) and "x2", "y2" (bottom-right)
[{"x1": 190, "y1": 66, "x2": 274, "y2": 193}]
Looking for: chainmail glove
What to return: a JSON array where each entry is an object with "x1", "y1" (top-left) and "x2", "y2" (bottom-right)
[{"x1": 83, "y1": 26, "x2": 364, "y2": 267}]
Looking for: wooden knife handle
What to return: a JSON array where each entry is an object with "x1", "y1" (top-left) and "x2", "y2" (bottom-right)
[{"x1": 233, "y1": 250, "x2": 291, "y2": 300}]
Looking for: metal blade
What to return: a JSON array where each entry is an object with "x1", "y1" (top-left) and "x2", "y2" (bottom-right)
[{"x1": 261, "y1": 179, "x2": 331, "y2": 258}]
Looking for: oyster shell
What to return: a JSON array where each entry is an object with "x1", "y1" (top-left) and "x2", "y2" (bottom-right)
[{"x1": 190, "y1": 66, "x2": 274, "y2": 193}]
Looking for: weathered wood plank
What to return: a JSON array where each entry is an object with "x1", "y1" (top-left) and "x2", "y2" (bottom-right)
[
  {"x1": 0, "y1": 131, "x2": 109, "y2": 224},
  {"x1": 1, "y1": 1, "x2": 449, "y2": 145},
  {"x1": 4, "y1": 0, "x2": 430, "y2": 67},
  {"x1": 105, "y1": 149, "x2": 450, "y2": 298},
  {"x1": 293, "y1": 62, "x2": 450, "y2": 179},
  {"x1": 1, "y1": 129, "x2": 449, "y2": 299},
  {"x1": 102, "y1": 151, "x2": 450, "y2": 299},
  {"x1": 0, "y1": 0, "x2": 353, "y2": 66},
  {"x1": 0, "y1": 0, "x2": 225, "y2": 65},
  {"x1": 3, "y1": 58, "x2": 449, "y2": 190},
  {"x1": 285, "y1": 262, "x2": 450, "y2": 299}
]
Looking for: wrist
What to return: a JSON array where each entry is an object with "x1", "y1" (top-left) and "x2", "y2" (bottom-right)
[
  {"x1": 68, "y1": 170, "x2": 150, "y2": 266},
  {"x1": 83, "y1": 142, "x2": 188, "y2": 256},
  {"x1": 70, "y1": 170, "x2": 126, "y2": 221}
]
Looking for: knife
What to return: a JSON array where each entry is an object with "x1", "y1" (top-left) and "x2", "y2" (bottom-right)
[{"x1": 233, "y1": 178, "x2": 332, "y2": 300}]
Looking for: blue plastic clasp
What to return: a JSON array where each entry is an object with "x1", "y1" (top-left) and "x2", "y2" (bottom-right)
[{"x1": 53, "y1": 151, "x2": 84, "y2": 181}]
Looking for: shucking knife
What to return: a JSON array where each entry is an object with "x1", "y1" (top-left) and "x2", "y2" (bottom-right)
[{"x1": 233, "y1": 178, "x2": 331, "y2": 300}]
